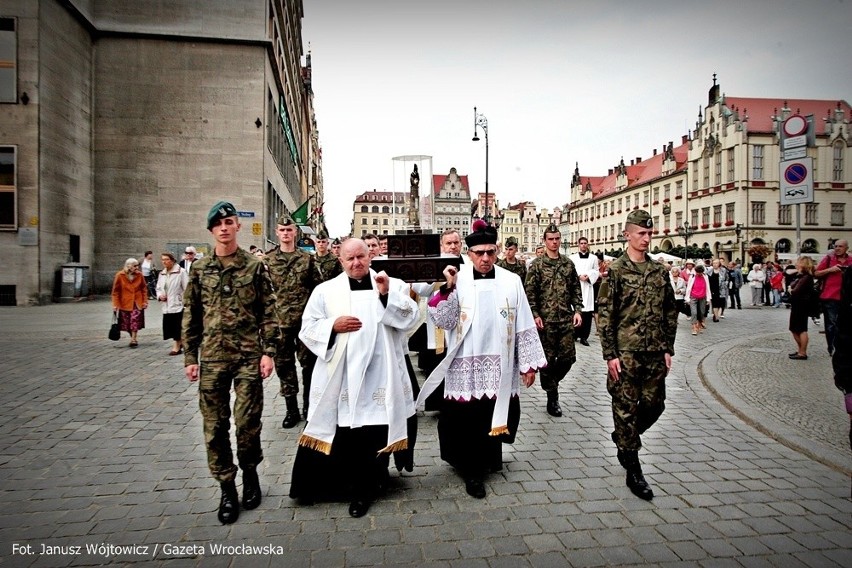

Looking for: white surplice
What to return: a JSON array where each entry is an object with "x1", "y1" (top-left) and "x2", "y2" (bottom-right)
[
  {"x1": 569, "y1": 252, "x2": 600, "y2": 312},
  {"x1": 415, "y1": 264, "x2": 546, "y2": 435},
  {"x1": 298, "y1": 270, "x2": 419, "y2": 454}
]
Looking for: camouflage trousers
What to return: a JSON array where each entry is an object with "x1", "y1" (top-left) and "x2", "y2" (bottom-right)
[
  {"x1": 537, "y1": 322, "x2": 576, "y2": 393},
  {"x1": 199, "y1": 359, "x2": 264, "y2": 482},
  {"x1": 606, "y1": 351, "x2": 667, "y2": 452},
  {"x1": 275, "y1": 326, "x2": 317, "y2": 398}
]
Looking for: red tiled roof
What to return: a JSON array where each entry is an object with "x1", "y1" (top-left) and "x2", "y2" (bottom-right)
[
  {"x1": 433, "y1": 174, "x2": 470, "y2": 195},
  {"x1": 722, "y1": 97, "x2": 851, "y2": 135}
]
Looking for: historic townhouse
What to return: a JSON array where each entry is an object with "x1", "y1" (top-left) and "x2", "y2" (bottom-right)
[
  {"x1": 567, "y1": 80, "x2": 850, "y2": 263},
  {"x1": 432, "y1": 167, "x2": 472, "y2": 239}
]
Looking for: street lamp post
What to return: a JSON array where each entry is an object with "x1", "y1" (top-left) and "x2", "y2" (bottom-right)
[
  {"x1": 677, "y1": 222, "x2": 694, "y2": 261},
  {"x1": 472, "y1": 106, "x2": 489, "y2": 223}
]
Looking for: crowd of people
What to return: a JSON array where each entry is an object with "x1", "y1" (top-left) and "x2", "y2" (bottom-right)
[{"x1": 110, "y1": 200, "x2": 851, "y2": 524}]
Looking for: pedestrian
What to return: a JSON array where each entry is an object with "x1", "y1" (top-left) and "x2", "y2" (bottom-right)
[
  {"x1": 762, "y1": 262, "x2": 776, "y2": 306},
  {"x1": 686, "y1": 262, "x2": 711, "y2": 334},
  {"x1": 155, "y1": 251, "x2": 189, "y2": 356},
  {"x1": 179, "y1": 246, "x2": 197, "y2": 270},
  {"x1": 788, "y1": 256, "x2": 817, "y2": 360},
  {"x1": 141, "y1": 251, "x2": 157, "y2": 300},
  {"x1": 416, "y1": 220, "x2": 546, "y2": 499},
  {"x1": 378, "y1": 234, "x2": 389, "y2": 256},
  {"x1": 681, "y1": 259, "x2": 695, "y2": 282},
  {"x1": 525, "y1": 224, "x2": 584, "y2": 417},
  {"x1": 597, "y1": 210, "x2": 678, "y2": 501},
  {"x1": 708, "y1": 259, "x2": 727, "y2": 322},
  {"x1": 496, "y1": 236, "x2": 527, "y2": 282},
  {"x1": 314, "y1": 229, "x2": 342, "y2": 283},
  {"x1": 770, "y1": 266, "x2": 785, "y2": 308},
  {"x1": 747, "y1": 263, "x2": 766, "y2": 306},
  {"x1": 830, "y1": 264, "x2": 852, "y2": 450},
  {"x1": 728, "y1": 261, "x2": 743, "y2": 309},
  {"x1": 670, "y1": 266, "x2": 687, "y2": 317},
  {"x1": 569, "y1": 236, "x2": 600, "y2": 346},
  {"x1": 111, "y1": 258, "x2": 148, "y2": 348},
  {"x1": 291, "y1": 238, "x2": 419, "y2": 518},
  {"x1": 330, "y1": 238, "x2": 341, "y2": 257},
  {"x1": 815, "y1": 239, "x2": 851, "y2": 356},
  {"x1": 265, "y1": 214, "x2": 322, "y2": 428},
  {"x1": 182, "y1": 200, "x2": 279, "y2": 525}
]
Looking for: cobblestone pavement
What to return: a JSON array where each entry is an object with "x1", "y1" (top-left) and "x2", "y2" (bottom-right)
[{"x1": 0, "y1": 299, "x2": 849, "y2": 567}]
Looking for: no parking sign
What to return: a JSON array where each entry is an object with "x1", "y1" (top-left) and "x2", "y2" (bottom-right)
[{"x1": 779, "y1": 157, "x2": 813, "y2": 205}]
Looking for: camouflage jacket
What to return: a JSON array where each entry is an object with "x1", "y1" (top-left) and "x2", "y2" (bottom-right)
[
  {"x1": 182, "y1": 247, "x2": 279, "y2": 365},
  {"x1": 264, "y1": 247, "x2": 321, "y2": 328},
  {"x1": 525, "y1": 253, "x2": 582, "y2": 324},
  {"x1": 497, "y1": 258, "x2": 527, "y2": 283},
  {"x1": 315, "y1": 252, "x2": 343, "y2": 283},
  {"x1": 597, "y1": 253, "x2": 678, "y2": 360}
]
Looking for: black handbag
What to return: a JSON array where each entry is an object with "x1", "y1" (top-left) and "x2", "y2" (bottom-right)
[{"x1": 108, "y1": 311, "x2": 121, "y2": 341}]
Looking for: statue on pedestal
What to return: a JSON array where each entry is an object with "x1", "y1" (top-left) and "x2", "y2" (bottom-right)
[{"x1": 408, "y1": 164, "x2": 420, "y2": 227}]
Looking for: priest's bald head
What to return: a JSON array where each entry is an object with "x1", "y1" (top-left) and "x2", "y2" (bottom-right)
[{"x1": 340, "y1": 238, "x2": 371, "y2": 280}]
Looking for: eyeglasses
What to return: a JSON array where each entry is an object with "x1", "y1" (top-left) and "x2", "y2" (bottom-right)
[{"x1": 469, "y1": 248, "x2": 498, "y2": 257}]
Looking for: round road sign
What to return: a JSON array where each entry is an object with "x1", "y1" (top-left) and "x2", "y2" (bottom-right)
[
  {"x1": 783, "y1": 115, "x2": 808, "y2": 137},
  {"x1": 784, "y1": 162, "x2": 808, "y2": 185}
]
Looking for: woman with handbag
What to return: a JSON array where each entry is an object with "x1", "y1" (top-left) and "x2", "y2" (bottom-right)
[
  {"x1": 156, "y1": 251, "x2": 189, "y2": 355},
  {"x1": 111, "y1": 258, "x2": 148, "y2": 347},
  {"x1": 685, "y1": 262, "x2": 712, "y2": 335},
  {"x1": 788, "y1": 256, "x2": 816, "y2": 360}
]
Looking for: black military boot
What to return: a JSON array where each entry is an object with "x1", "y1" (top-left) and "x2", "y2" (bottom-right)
[
  {"x1": 623, "y1": 451, "x2": 654, "y2": 501},
  {"x1": 546, "y1": 390, "x2": 562, "y2": 417},
  {"x1": 611, "y1": 433, "x2": 628, "y2": 469},
  {"x1": 281, "y1": 396, "x2": 301, "y2": 429},
  {"x1": 241, "y1": 466, "x2": 261, "y2": 510},
  {"x1": 301, "y1": 391, "x2": 310, "y2": 420},
  {"x1": 218, "y1": 480, "x2": 240, "y2": 524}
]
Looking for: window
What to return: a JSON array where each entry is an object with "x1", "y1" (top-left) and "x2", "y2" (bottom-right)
[
  {"x1": 713, "y1": 205, "x2": 722, "y2": 225},
  {"x1": 703, "y1": 152, "x2": 710, "y2": 188},
  {"x1": 663, "y1": 184, "x2": 670, "y2": 201},
  {"x1": 372, "y1": 218, "x2": 378, "y2": 225},
  {"x1": 361, "y1": 218, "x2": 367, "y2": 225},
  {"x1": 778, "y1": 204, "x2": 791, "y2": 225},
  {"x1": 371, "y1": 206, "x2": 379, "y2": 213},
  {"x1": 804, "y1": 203, "x2": 818, "y2": 225},
  {"x1": 727, "y1": 151, "x2": 735, "y2": 182},
  {"x1": 831, "y1": 203, "x2": 845, "y2": 226},
  {"x1": 714, "y1": 150, "x2": 722, "y2": 185},
  {"x1": 752, "y1": 145, "x2": 764, "y2": 179},
  {"x1": 642, "y1": 190, "x2": 649, "y2": 207},
  {"x1": 675, "y1": 181, "x2": 683, "y2": 198},
  {"x1": 701, "y1": 207, "x2": 710, "y2": 226},
  {"x1": 652, "y1": 187, "x2": 659, "y2": 203},
  {"x1": 360, "y1": 205, "x2": 368, "y2": 213},
  {"x1": 0, "y1": 18, "x2": 16, "y2": 103},
  {"x1": 834, "y1": 141, "x2": 844, "y2": 182},
  {"x1": 692, "y1": 162, "x2": 699, "y2": 190},
  {"x1": 382, "y1": 218, "x2": 388, "y2": 225},
  {"x1": 690, "y1": 209, "x2": 699, "y2": 228},
  {"x1": 675, "y1": 211, "x2": 683, "y2": 228},
  {"x1": 751, "y1": 201, "x2": 765, "y2": 225},
  {"x1": 0, "y1": 146, "x2": 15, "y2": 228},
  {"x1": 725, "y1": 203, "x2": 735, "y2": 223},
  {"x1": 382, "y1": 206, "x2": 389, "y2": 213}
]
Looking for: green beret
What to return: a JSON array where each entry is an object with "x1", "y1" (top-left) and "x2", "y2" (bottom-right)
[
  {"x1": 207, "y1": 201, "x2": 237, "y2": 230},
  {"x1": 625, "y1": 209, "x2": 653, "y2": 228},
  {"x1": 276, "y1": 213, "x2": 295, "y2": 226},
  {"x1": 316, "y1": 229, "x2": 329, "y2": 240},
  {"x1": 505, "y1": 237, "x2": 518, "y2": 247},
  {"x1": 543, "y1": 223, "x2": 560, "y2": 235}
]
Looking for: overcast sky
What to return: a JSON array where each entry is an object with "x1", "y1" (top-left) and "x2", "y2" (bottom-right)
[{"x1": 301, "y1": 0, "x2": 852, "y2": 236}]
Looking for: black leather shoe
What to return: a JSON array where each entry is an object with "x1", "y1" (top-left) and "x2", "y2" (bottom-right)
[
  {"x1": 464, "y1": 478, "x2": 486, "y2": 499},
  {"x1": 242, "y1": 467, "x2": 261, "y2": 510},
  {"x1": 626, "y1": 470, "x2": 654, "y2": 501},
  {"x1": 218, "y1": 480, "x2": 240, "y2": 524},
  {"x1": 579, "y1": 338, "x2": 590, "y2": 346},
  {"x1": 348, "y1": 500, "x2": 371, "y2": 518},
  {"x1": 546, "y1": 400, "x2": 562, "y2": 417},
  {"x1": 281, "y1": 409, "x2": 301, "y2": 429}
]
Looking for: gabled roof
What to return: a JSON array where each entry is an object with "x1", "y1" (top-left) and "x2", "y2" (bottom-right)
[
  {"x1": 433, "y1": 173, "x2": 470, "y2": 195},
  {"x1": 722, "y1": 97, "x2": 851, "y2": 135}
]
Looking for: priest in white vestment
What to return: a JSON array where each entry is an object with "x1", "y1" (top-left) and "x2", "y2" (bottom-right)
[
  {"x1": 416, "y1": 221, "x2": 547, "y2": 499},
  {"x1": 569, "y1": 237, "x2": 601, "y2": 346},
  {"x1": 290, "y1": 239, "x2": 419, "y2": 518}
]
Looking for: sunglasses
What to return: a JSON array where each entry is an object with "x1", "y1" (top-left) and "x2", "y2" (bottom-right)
[{"x1": 469, "y1": 249, "x2": 498, "y2": 257}]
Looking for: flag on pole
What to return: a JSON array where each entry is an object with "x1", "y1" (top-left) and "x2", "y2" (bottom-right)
[{"x1": 292, "y1": 199, "x2": 310, "y2": 225}]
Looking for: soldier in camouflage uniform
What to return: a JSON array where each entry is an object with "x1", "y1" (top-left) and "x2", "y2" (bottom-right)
[
  {"x1": 524, "y1": 224, "x2": 583, "y2": 417},
  {"x1": 497, "y1": 236, "x2": 527, "y2": 282},
  {"x1": 314, "y1": 229, "x2": 342, "y2": 283},
  {"x1": 597, "y1": 209, "x2": 678, "y2": 501},
  {"x1": 265, "y1": 214, "x2": 322, "y2": 428},
  {"x1": 183, "y1": 201, "x2": 279, "y2": 525}
]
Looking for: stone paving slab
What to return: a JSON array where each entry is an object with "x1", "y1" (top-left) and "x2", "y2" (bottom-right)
[{"x1": 0, "y1": 299, "x2": 849, "y2": 567}]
